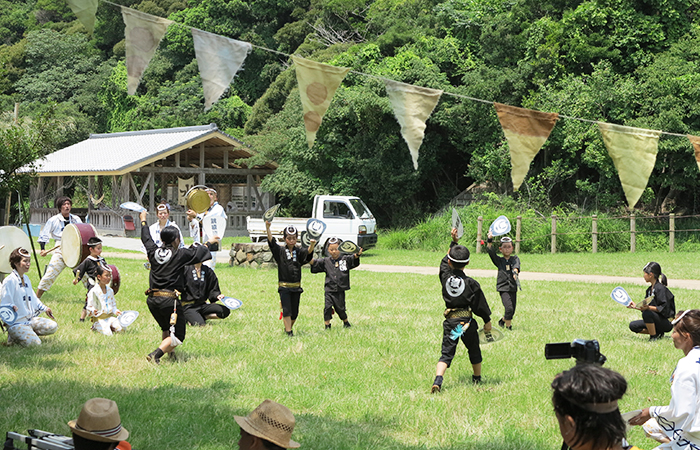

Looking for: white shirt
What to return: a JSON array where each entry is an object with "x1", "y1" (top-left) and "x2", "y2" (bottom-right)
[
  {"x1": 86, "y1": 284, "x2": 119, "y2": 318},
  {"x1": 38, "y1": 213, "x2": 82, "y2": 244},
  {"x1": 149, "y1": 220, "x2": 185, "y2": 248},
  {"x1": 191, "y1": 202, "x2": 227, "y2": 243},
  {"x1": 0, "y1": 270, "x2": 48, "y2": 324},
  {"x1": 651, "y1": 346, "x2": 700, "y2": 450}
]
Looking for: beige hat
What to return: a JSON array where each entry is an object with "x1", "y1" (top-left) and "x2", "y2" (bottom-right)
[
  {"x1": 234, "y1": 400, "x2": 300, "y2": 448},
  {"x1": 68, "y1": 398, "x2": 129, "y2": 443}
]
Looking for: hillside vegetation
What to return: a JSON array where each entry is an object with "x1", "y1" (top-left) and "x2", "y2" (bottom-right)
[{"x1": 2, "y1": 0, "x2": 700, "y2": 226}]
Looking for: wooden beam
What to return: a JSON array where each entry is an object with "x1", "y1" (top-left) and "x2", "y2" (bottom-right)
[
  {"x1": 138, "y1": 166, "x2": 274, "y2": 176},
  {"x1": 199, "y1": 144, "x2": 206, "y2": 185},
  {"x1": 149, "y1": 166, "x2": 155, "y2": 211},
  {"x1": 111, "y1": 176, "x2": 118, "y2": 207},
  {"x1": 175, "y1": 152, "x2": 180, "y2": 168}
]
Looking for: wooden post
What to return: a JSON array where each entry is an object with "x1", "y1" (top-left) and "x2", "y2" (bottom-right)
[
  {"x1": 515, "y1": 216, "x2": 522, "y2": 254},
  {"x1": 149, "y1": 165, "x2": 155, "y2": 211},
  {"x1": 551, "y1": 214, "x2": 557, "y2": 254},
  {"x1": 88, "y1": 176, "x2": 94, "y2": 214},
  {"x1": 669, "y1": 213, "x2": 675, "y2": 253},
  {"x1": 592, "y1": 215, "x2": 598, "y2": 253},
  {"x1": 199, "y1": 144, "x2": 206, "y2": 185},
  {"x1": 476, "y1": 216, "x2": 483, "y2": 253},
  {"x1": 630, "y1": 213, "x2": 636, "y2": 253},
  {"x1": 57, "y1": 176, "x2": 64, "y2": 197},
  {"x1": 111, "y1": 176, "x2": 118, "y2": 208}
]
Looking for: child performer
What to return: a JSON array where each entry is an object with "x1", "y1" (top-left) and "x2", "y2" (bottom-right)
[
  {"x1": 266, "y1": 221, "x2": 316, "y2": 337},
  {"x1": 1, "y1": 248, "x2": 57, "y2": 346},
  {"x1": 627, "y1": 261, "x2": 676, "y2": 341},
  {"x1": 310, "y1": 237, "x2": 362, "y2": 329},
  {"x1": 486, "y1": 231, "x2": 520, "y2": 330},
  {"x1": 72, "y1": 237, "x2": 106, "y2": 322},
  {"x1": 628, "y1": 309, "x2": 700, "y2": 449},
  {"x1": 86, "y1": 264, "x2": 122, "y2": 336},
  {"x1": 432, "y1": 228, "x2": 492, "y2": 392},
  {"x1": 181, "y1": 262, "x2": 230, "y2": 326}
]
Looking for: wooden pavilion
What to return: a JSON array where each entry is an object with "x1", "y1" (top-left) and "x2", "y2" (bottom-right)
[{"x1": 28, "y1": 124, "x2": 277, "y2": 236}]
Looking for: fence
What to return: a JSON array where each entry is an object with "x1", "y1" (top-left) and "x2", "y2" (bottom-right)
[{"x1": 474, "y1": 213, "x2": 700, "y2": 253}]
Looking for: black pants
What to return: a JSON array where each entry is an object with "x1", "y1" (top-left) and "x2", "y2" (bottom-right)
[
  {"x1": 439, "y1": 317, "x2": 482, "y2": 367},
  {"x1": 629, "y1": 310, "x2": 672, "y2": 335},
  {"x1": 183, "y1": 303, "x2": 230, "y2": 326},
  {"x1": 279, "y1": 288, "x2": 301, "y2": 320},
  {"x1": 500, "y1": 291, "x2": 517, "y2": 320},
  {"x1": 324, "y1": 290, "x2": 348, "y2": 321},
  {"x1": 147, "y1": 296, "x2": 186, "y2": 342}
]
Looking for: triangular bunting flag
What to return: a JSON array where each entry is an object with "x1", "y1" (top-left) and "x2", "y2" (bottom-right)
[
  {"x1": 66, "y1": 0, "x2": 98, "y2": 34},
  {"x1": 686, "y1": 135, "x2": 700, "y2": 172},
  {"x1": 121, "y1": 7, "x2": 173, "y2": 95},
  {"x1": 291, "y1": 56, "x2": 351, "y2": 148},
  {"x1": 384, "y1": 80, "x2": 443, "y2": 170},
  {"x1": 598, "y1": 122, "x2": 661, "y2": 208},
  {"x1": 192, "y1": 29, "x2": 252, "y2": 110},
  {"x1": 494, "y1": 103, "x2": 559, "y2": 190}
]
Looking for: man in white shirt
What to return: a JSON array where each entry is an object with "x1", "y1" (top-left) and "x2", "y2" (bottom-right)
[
  {"x1": 37, "y1": 196, "x2": 82, "y2": 298},
  {"x1": 187, "y1": 187, "x2": 226, "y2": 269}
]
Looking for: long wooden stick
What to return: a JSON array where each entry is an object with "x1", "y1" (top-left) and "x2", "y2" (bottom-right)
[{"x1": 43, "y1": 244, "x2": 60, "y2": 254}]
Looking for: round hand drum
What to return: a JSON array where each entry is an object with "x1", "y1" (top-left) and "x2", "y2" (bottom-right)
[
  {"x1": 61, "y1": 223, "x2": 98, "y2": 268},
  {"x1": 186, "y1": 186, "x2": 210, "y2": 214},
  {"x1": 0, "y1": 226, "x2": 31, "y2": 273}
]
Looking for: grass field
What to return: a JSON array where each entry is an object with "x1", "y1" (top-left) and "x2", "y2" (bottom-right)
[{"x1": 1, "y1": 247, "x2": 699, "y2": 450}]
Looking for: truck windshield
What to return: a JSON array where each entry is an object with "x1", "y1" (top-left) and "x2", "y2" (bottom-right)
[{"x1": 349, "y1": 199, "x2": 372, "y2": 219}]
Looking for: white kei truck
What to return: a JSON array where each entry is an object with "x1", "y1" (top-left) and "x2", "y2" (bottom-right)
[{"x1": 246, "y1": 195, "x2": 378, "y2": 250}]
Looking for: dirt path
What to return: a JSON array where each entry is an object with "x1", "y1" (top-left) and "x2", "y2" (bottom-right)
[{"x1": 102, "y1": 250, "x2": 700, "y2": 291}]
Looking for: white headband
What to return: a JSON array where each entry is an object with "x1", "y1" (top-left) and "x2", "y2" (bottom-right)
[{"x1": 673, "y1": 310, "x2": 691, "y2": 326}]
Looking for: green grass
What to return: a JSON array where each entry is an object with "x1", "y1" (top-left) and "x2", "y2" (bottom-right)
[{"x1": 3, "y1": 250, "x2": 698, "y2": 450}]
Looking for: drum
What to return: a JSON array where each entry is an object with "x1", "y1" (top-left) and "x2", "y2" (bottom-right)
[
  {"x1": 186, "y1": 185, "x2": 210, "y2": 214},
  {"x1": 61, "y1": 223, "x2": 97, "y2": 268},
  {"x1": 0, "y1": 226, "x2": 32, "y2": 273},
  {"x1": 108, "y1": 264, "x2": 120, "y2": 295}
]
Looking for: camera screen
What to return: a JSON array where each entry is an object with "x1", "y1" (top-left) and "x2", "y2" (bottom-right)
[{"x1": 544, "y1": 342, "x2": 572, "y2": 359}]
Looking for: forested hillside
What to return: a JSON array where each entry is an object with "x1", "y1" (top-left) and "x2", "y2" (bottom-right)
[{"x1": 2, "y1": 0, "x2": 700, "y2": 226}]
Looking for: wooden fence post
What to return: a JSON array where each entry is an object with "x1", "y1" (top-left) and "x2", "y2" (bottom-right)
[
  {"x1": 669, "y1": 213, "x2": 675, "y2": 253},
  {"x1": 592, "y1": 215, "x2": 598, "y2": 253},
  {"x1": 516, "y1": 216, "x2": 522, "y2": 254},
  {"x1": 630, "y1": 213, "x2": 636, "y2": 253},
  {"x1": 476, "y1": 216, "x2": 483, "y2": 253},
  {"x1": 551, "y1": 214, "x2": 557, "y2": 254}
]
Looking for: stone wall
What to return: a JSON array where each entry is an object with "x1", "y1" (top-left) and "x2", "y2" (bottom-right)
[{"x1": 229, "y1": 243, "x2": 276, "y2": 269}]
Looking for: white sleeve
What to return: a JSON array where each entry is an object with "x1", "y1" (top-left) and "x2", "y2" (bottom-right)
[
  {"x1": 189, "y1": 219, "x2": 201, "y2": 243},
  {"x1": 38, "y1": 216, "x2": 54, "y2": 244},
  {"x1": 651, "y1": 358, "x2": 698, "y2": 431},
  {"x1": 0, "y1": 277, "x2": 17, "y2": 308},
  {"x1": 86, "y1": 287, "x2": 99, "y2": 315}
]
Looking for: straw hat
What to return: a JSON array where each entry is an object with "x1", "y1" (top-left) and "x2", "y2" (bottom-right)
[
  {"x1": 68, "y1": 398, "x2": 129, "y2": 443},
  {"x1": 234, "y1": 400, "x2": 300, "y2": 448}
]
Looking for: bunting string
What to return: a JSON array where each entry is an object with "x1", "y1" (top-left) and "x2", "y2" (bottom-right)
[
  {"x1": 64, "y1": 0, "x2": 700, "y2": 207},
  {"x1": 95, "y1": 0, "x2": 688, "y2": 137}
]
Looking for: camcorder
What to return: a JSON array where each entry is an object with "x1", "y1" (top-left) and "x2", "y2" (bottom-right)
[{"x1": 544, "y1": 339, "x2": 607, "y2": 365}]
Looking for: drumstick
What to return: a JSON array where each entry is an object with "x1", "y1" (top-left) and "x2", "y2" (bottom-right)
[{"x1": 43, "y1": 244, "x2": 60, "y2": 254}]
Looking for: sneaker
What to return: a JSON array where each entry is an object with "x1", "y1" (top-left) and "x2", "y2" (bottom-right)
[
  {"x1": 325, "y1": 324, "x2": 331, "y2": 330},
  {"x1": 146, "y1": 351, "x2": 161, "y2": 365},
  {"x1": 286, "y1": 330, "x2": 294, "y2": 337},
  {"x1": 649, "y1": 333, "x2": 664, "y2": 341},
  {"x1": 431, "y1": 384, "x2": 441, "y2": 393},
  {"x1": 472, "y1": 375, "x2": 482, "y2": 384},
  {"x1": 343, "y1": 321, "x2": 352, "y2": 328},
  {"x1": 498, "y1": 318, "x2": 505, "y2": 328},
  {"x1": 506, "y1": 325, "x2": 513, "y2": 331},
  {"x1": 79, "y1": 318, "x2": 85, "y2": 323},
  {"x1": 169, "y1": 352, "x2": 177, "y2": 361}
]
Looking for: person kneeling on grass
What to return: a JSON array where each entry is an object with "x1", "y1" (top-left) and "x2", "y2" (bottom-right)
[
  {"x1": 552, "y1": 364, "x2": 628, "y2": 450},
  {"x1": 181, "y1": 262, "x2": 230, "y2": 326},
  {"x1": 432, "y1": 227, "x2": 492, "y2": 392},
  {"x1": 86, "y1": 264, "x2": 123, "y2": 336},
  {"x1": 1, "y1": 247, "x2": 57, "y2": 347},
  {"x1": 235, "y1": 400, "x2": 300, "y2": 450}
]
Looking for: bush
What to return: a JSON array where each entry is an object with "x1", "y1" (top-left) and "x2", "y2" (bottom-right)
[{"x1": 378, "y1": 194, "x2": 700, "y2": 253}]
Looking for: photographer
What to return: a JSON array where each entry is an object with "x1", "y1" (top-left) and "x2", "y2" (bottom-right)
[{"x1": 552, "y1": 364, "x2": 628, "y2": 450}]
